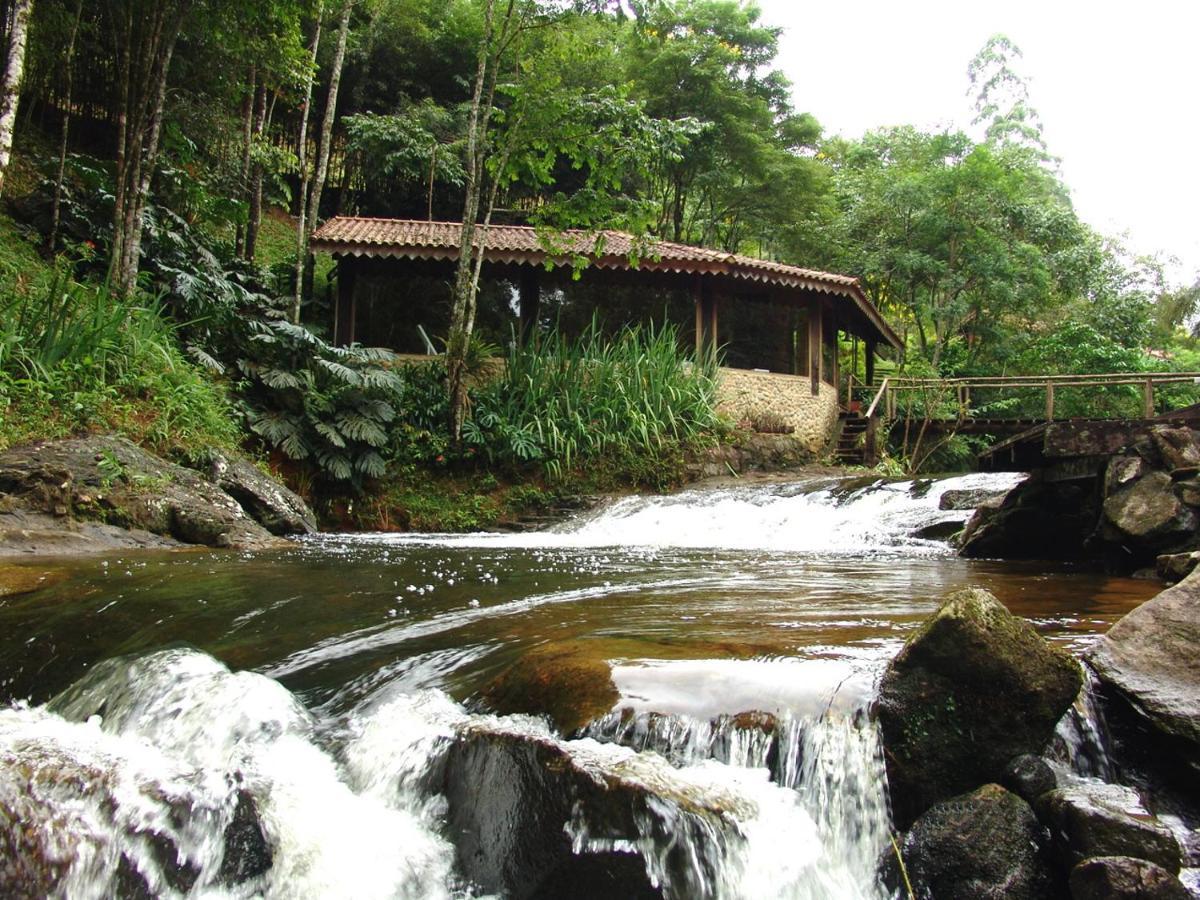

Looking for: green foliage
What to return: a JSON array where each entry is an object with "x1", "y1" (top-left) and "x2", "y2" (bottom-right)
[
  {"x1": 465, "y1": 318, "x2": 725, "y2": 480},
  {"x1": 0, "y1": 254, "x2": 239, "y2": 455}
]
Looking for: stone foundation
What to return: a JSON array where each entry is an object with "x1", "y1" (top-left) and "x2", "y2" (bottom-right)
[{"x1": 715, "y1": 368, "x2": 840, "y2": 454}]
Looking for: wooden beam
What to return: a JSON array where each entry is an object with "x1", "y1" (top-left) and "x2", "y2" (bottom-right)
[
  {"x1": 809, "y1": 298, "x2": 822, "y2": 396},
  {"x1": 518, "y1": 266, "x2": 540, "y2": 344},
  {"x1": 334, "y1": 255, "x2": 357, "y2": 346}
]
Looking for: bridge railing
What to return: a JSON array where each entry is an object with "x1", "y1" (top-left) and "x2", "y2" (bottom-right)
[{"x1": 874, "y1": 372, "x2": 1200, "y2": 424}]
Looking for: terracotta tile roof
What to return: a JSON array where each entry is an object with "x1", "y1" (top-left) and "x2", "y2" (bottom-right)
[{"x1": 311, "y1": 217, "x2": 899, "y2": 348}]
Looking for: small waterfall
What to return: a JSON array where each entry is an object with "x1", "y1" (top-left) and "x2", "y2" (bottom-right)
[
  {"x1": 312, "y1": 471, "x2": 1025, "y2": 554},
  {"x1": 1050, "y1": 668, "x2": 1117, "y2": 782}
]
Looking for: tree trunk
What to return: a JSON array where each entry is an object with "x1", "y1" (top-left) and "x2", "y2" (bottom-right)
[
  {"x1": 298, "y1": 0, "x2": 352, "y2": 323},
  {"x1": 243, "y1": 83, "x2": 267, "y2": 261},
  {"x1": 291, "y1": 2, "x2": 324, "y2": 323},
  {"x1": 233, "y1": 64, "x2": 256, "y2": 258},
  {"x1": 446, "y1": 0, "x2": 499, "y2": 443},
  {"x1": 0, "y1": 0, "x2": 33, "y2": 199},
  {"x1": 107, "y1": 0, "x2": 189, "y2": 297},
  {"x1": 48, "y1": 0, "x2": 84, "y2": 252}
]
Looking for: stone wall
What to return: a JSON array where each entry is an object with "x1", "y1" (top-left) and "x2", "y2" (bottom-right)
[{"x1": 715, "y1": 367, "x2": 840, "y2": 454}]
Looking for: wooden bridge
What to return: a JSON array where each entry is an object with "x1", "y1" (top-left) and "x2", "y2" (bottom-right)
[{"x1": 836, "y1": 371, "x2": 1200, "y2": 466}]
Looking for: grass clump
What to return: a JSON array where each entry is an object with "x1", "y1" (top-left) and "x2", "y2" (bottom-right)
[{"x1": 466, "y1": 319, "x2": 726, "y2": 481}]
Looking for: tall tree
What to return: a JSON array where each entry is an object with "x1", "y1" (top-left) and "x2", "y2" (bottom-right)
[
  {"x1": 107, "y1": 0, "x2": 191, "y2": 296},
  {"x1": 0, "y1": 0, "x2": 33, "y2": 199},
  {"x1": 47, "y1": 0, "x2": 82, "y2": 250}
]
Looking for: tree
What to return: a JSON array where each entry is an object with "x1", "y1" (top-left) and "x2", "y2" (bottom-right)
[
  {"x1": 0, "y1": 0, "x2": 34, "y2": 199},
  {"x1": 967, "y1": 34, "x2": 1055, "y2": 166}
]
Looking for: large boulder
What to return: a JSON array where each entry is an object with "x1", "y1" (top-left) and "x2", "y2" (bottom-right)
[
  {"x1": 1102, "y1": 471, "x2": 1196, "y2": 546},
  {"x1": 1088, "y1": 568, "x2": 1200, "y2": 778},
  {"x1": 1149, "y1": 426, "x2": 1200, "y2": 474},
  {"x1": 1068, "y1": 856, "x2": 1191, "y2": 900},
  {"x1": 441, "y1": 726, "x2": 765, "y2": 900},
  {"x1": 959, "y1": 472, "x2": 1104, "y2": 561},
  {"x1": 1037, "y1": 782, "x2": 1183, "y2": 873},
  {"x1": 900, "y1": 783, "x2": 1056, "y2": 900},
  {"x1": 874, "y1": 587, "x2": 1082, "y2": 827},
  {"x1": 0, "y1": 437, "x2": 288, "y2": 550},
  {"x1": 201, "y1": 452, "x2": 316, "y2": 536}
]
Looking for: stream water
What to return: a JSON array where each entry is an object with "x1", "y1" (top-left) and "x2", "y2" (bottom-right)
[{"x1": 0, "y1": 473, "x2": 1167, "y2": 898}]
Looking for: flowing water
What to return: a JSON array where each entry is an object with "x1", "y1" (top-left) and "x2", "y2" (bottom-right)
[{"x1": 0, "y1": 473, "x2": 1165, "y2": 898}]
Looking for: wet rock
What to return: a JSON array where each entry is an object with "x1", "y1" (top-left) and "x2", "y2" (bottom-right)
[
  {"x1": 443, "y1": 727, "x2": 752, "y2": 899},
  {"x1": 217, "y1": 789, "x2": 273, "y2": 884},
  {"x1": 1037, "y1": 782, "x2": 1183, "y2": 873},
  {"x1": 1150, "y1": 427, "x2": 1200, "y2": 474},
  {"x1": 959, "y1": 472, "x2": 1104, "y2": 561},
  {"x1": 483, "y1": 642, "x2": 619, "y2": 735},
  {"x1": 1068, "y1": 856, "x2": 1191, "y2": 899},
  {"x1": 1103, "y1": 471, "x2": 1196, "y2": 546},
  {"x1": 874, "y1": 587, "x2": 1082, "y2": 827},
  {"x1": 1156, "y1": 550, "x2": 1200, "y2": 583},
  {"x1": 938, "y1": 487, "x2": 1010, "y2": 511},
  {"x1": 0, "y1": 437, "x2": 285, "y2": 551},
  {"x1": 911, "y1": 520, "x2": 963, "y2": 541},
  {"x1": 1088, "y1": 569, "x2": 1200, "y2": 777},
  {"x1": 201, "y1": 452, "x2": 316, "y2": 536},
  {"x1": 1002, "y1": 754, "x2": 1057, "y2": 806},
  {"x1": 900, "y1": 783, "x2": 1055, "y2": 900}
]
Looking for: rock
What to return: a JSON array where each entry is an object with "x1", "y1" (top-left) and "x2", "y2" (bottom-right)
[
  {"x1": 0, "y1": 437, "x2": 285, "y2": 551},
  {"x1": 1037, "y1": 783, "x2": 1183, "y2": 873},
  {"x1": 1002, "y1": 754, "x2": 1057, "y2": 805},
  {"x1": 911, "y1": 520, "x2": 963, "y2": 541},
  {"x1": 483, "y1": 641, "x2": 619, "y2": 735},
  {"x1": 1103, "y1": 471, "x2": 1196, "y2": 546},
  {"x1": 202, "y1": 452, "x2": 316, "y2": 536},
  {"x1": 217, "y1": 789, "x2": 273, "y2": 884},
  {"x1": 960, "y1": 472, "x2": 1105, "y2": 561},
  {"x1": 1150, "y1": 427, "x2": 1200, "y2": 474},
  {"x1": 938, "y1": 487, "x2": 1011, "y2": 511},
  {"x1": 874, "y1": 587, "x2": 1082, "y2": 827},
  {"x1": 1106, "y1": 456, "x2": 1149, "y2": 496},
  {"x1": 1069, "y1": 856, "x2": 1190, "y2": 899},
  {"x1": 1088, "y1": 570, "x2": 1200, "y2": 777},
  {"x1": 442, "y1": 726, "x2": 760, "y2": 899},
  {"x1": 1156, "y1": 551, "x2": 1200, "y2": 583},
  {"x1": 0, "y1": 504, "x2": 181, "y2": 557},
  {"x1": 900, "y1": 784, "x2": 1055, "y2": 900},
  {"x1": 1177, "y1": 476, "x2": 1200, "y2": 507}
]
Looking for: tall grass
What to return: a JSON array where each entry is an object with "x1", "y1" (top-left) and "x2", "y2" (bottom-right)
[
  {"x1": 0, "y1": 266, "x2": 239, "y2": 454},
  {"x1": 467, "y1": 319, "x2": 725, "y2": 478}
]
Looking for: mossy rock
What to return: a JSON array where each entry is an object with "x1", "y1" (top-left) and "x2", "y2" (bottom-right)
[
  {"x1": 483, "y1": 642, "x2": 619, "y2": 735},
  {"x1": 874, "y1": 587, "x2": 1082, "y2": 828}
]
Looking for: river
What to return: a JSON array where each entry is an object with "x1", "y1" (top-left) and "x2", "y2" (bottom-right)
[{"x1": 0, "y1": 473, "x2": 1166, "y2": 898}]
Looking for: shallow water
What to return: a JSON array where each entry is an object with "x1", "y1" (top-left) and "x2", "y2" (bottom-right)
[{"x1": 0, "y1": 473, "x2": 1166, "y2": 898}]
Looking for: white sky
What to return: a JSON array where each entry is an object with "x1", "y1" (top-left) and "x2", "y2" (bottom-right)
[{"x1": 755, "y1": 0, "x2": 1200, "y2": 287}]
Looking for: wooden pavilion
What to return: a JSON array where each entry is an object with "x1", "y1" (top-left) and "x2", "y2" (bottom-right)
[{"x1": 310, "y1": 217, "x2": 902, "y2": 397}]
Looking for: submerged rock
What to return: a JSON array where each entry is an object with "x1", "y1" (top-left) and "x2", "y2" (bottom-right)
[
  {"x1": 1069, "y1": 856, "x2": 1191, "y2": 899},
  {"x1": 1037, "y1": 782, "x2": 1183, "y2": 873},
  {"x1": 900, "y1": 783, "x2": 1055, "y2": 900},
  {"x1": 0, "y1": 563, "x2": 64, "y2": 597},
  {"x1": 874, "y1": 587, "x2": 1082, "y2": 827},
  {"x1": 482, "y1": 641, "x2": 619, "y2": 735},
  {"x1": 1088, "y1": 568, "x2": 1200, "y2": 779}
]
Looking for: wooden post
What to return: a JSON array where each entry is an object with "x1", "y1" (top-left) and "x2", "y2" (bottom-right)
[
  {"x1": 866, "y1": 415, "x2": 878, "y2": 466},
  {"x1": 865, "y1": 339, "x2": 876, "y2": 387},
  {"x1": 708, "y1": 288, "x2": 719, "y2": 352},
  {"x1": 333, "y1": 255, "x2": 357, "y2": 346},
  {"x1": 518, "y1": 266, "x2": 540, "y2": 345},
  {"x1": 1045, "y1": 383, "x2": 1055, "y2": 421},
  {"x1": 1144, "y1": 379, "x2": 1154, "y2": 418},
  {"x1": 808, "y1": 299, "x2": 822, "y2": 396},
  {"x1": 693, "y1": 274, "x2": 703, "y2": 355}
]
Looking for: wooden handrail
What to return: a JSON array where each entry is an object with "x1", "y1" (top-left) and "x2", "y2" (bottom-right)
[
  {"x1": 884, "y1": 372, "x2": 1200, "y2": 388},
  {"x1": 864, "y1": 377, "x2": 890, "y2": 420}
]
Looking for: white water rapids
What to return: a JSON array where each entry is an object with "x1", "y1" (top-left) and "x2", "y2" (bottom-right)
[{"x1": 1, "y1": 472, "x2": 1045, "y2": 899}]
